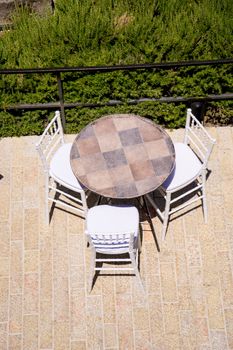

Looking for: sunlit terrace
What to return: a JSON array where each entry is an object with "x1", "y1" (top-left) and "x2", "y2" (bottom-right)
[{"x1": 0, "y1": 124, "x2": 233, "y2": 350}]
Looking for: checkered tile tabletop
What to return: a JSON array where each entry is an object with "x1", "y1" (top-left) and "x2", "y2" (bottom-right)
[{"x1": 70, "y1": 114, "x2": 175, "y2": 198}]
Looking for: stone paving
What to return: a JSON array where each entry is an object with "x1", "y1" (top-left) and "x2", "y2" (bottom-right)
[{"x1": 0, "y1": 126, "x2": 233, "y2": 349}]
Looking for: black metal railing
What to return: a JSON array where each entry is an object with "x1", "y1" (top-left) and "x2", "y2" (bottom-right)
[{"x1": 1, "y1": 58, "x2": 233, "y2": 127}]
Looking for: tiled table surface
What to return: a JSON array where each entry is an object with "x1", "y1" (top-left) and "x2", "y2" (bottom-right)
[{"x1": 70, "y1": 114, "x2": 175, "y2": 198}]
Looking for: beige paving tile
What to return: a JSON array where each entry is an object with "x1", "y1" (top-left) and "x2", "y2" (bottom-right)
[
  {"x1": 163, "y1": 302, "x2": 180, "y2": 335},
  {"x1": 0, "y1": 322, "x2": 7, "y2": 349},
  {"x1": 24, "y1": 250, "x2": 39, "y2": 273},
  {"x1": 10, "y1": 273, "x2": 23, "y2": 295},
  {"x1": 104, "y1": 323, "x2": 118, "y2": 348},
  {"x1": 9, "y1": 334, "x2": 22, "y2": 350},
  {"x1": 9, "y1": 294, "x2": 22, "y2": 333},
  {"x1": 217, "y1": 251, "x2": 233, "y2": 308},
  {"x1": 0, "y1": 176, "x2": 10, "y2": 221},
  {"x1": 24, "y1": 273, "x2": 39, "y2": 314},
  {"x1": 148, "y1": 296, "x2": 164, "y2": 347},
  {"x1": 70, "y1": 289, "x2": 86, "y2": 340},
  {"x1": 23, "y1": 314, "x2": 38, "y2": 350},
  {"x1": 102, "y1": 277, "x2": 116, "y2": 323},
  {"x1": 71, "y1": 340, "x2": 87, "y2": 350},
  {"x1": 39, "y1": 298, "x2": 53, "y2": 349},
  {"x1": 189, "y1": 267, "x2": 207, "y2": 317},
  {"x1": 160, "y1": 262, "x2": 178, "y2": 303},
  {"x1": 23, "y1": 165, "x2": 39, "y2": 208},
  {"x1": 40, "y1": 258, "x2": 53, "y2": 300},
  {"x1": 134, "y1": 329, "x2": 152, "y2": 350},
  {"x1": 53, "y1": 275, "x2": 69, "y2": 321},
  {"x1": 70, "y1": 264, "x2": 85, "y2": 290},
  {"x1": 205, "y1": 285, "x2": 225, "y2": 329},
  {"x1": 116, "y1": 293, "x2": 134, "y2": 349},
  {"x1": 133, "y1": 306, "x2": 150, "y2": 331},
  {"x1": 11, "y1": 167, "x2": 23, "y2": 202},
  {"x1": 24, "y1": 208, "x2": 39, "y2": 249},
  {"x1": 54, "y1": 320, "x2": 70, "y2": 350},
  {"x1": 225, "y1": 308, "x2": 233, "y2": 349},
  {"x1": 175, "y1": 250, "x2": 189, "y2": 286},
  {"x1": 0, "y1": 222, "x2": 10, "y2": 257},
  {"x1": 0, "y1": 257, "x2": 9, "y2": 277},
  {"x1": 210, "y1": 330, "x2": 228, "y2": 350},
  {"x1": 177, "y1": 285, "x2": 192, "y2": 310},
  {"x1": 86, "y1": 295, "x2": 103, "y2": 349},
  {"x1": 11, "y1": 201, "x2": 24, "y2": 240},
  {"x1": 0, "y1": 278, "x2": 9, "y2": 322}
]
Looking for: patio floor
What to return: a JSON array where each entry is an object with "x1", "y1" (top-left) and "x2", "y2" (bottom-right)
[{"x1": 0, "y1": 126, "x2": 233, "y2": 350}]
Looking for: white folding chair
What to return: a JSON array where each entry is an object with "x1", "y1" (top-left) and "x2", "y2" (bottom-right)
[
  {"x1": 146, "y1": 108, "x2": 216, "y2": 240},
  {"x1": 36, "y1": 110, "x2": 88, "y2": 224},
  {"x1": 85, "y1": 205, "x2": 144, "y2": 292}
]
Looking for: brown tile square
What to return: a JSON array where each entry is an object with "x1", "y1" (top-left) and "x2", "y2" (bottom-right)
[
  {"x1": 165, "y1": 136, "x2": 175, "y2": 156},
  {"x1": 77, "y1": 136, "x2": 100, "y2": 157},
  {"x1": 86, "y1": 169, "x2": 114, "y2": 190},
  {"x1": 81, "y1": 153, "x2": 106, "y2": 174},
  {"x1": 113, "y1": 115, "x2": 137, "y2": 131},
  {"x1": 119, "y1": 128, "x2": 143, "y2": 147},
  {"x1": 78, "y1": 125, "x2": 95, "y2": 139},
  {"x1": 70, "y1": 158, "x2": 86, "y2": 177},
  {"x1": 98, "y1": 132, "x2": 122, "y2": 152},
  {"x1": 70, "y1": 143, "x2": 80, "y2": 159},
  {"x1": 115, "y1": 182, "x2": 138, "y2": 198},
  {"x1": 93, "y1": 117, "x2": 116, "y2": 135},
  {"x1": 138, "y1": 122, "x2": 163, "y2": 142},
  {"x1": 135, "y1": 175, "x2": 161, "y2": 194},
  {"x1": 109, "y1": 165, "x2": 134, "y2": 186},
  {"x1": 124, "y1": 144, "x2": 148, "y2": 164},
  {"x1": 99, "y1": 186, "x2": 117, "y2": 198},
  {"x1": 130, "y1": 160, "x2": 155, "y2": 182},
  {"x1": 144, "y1": 139, "x2": 170, "y2": 159},
  {"x1": 103, "y1": 149, "x2": 127, "y2": 169},
  {"x1": 151, "y1": 155, "x2": 174, "y2": 176},
  {"x1": 77, "y1": 175, "x2": 88, "y2": 187}
]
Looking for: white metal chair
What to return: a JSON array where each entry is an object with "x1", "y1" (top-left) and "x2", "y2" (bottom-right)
[
  {"x1": 146, "y1": 108, "x2": 216, "y2": 240},
  {"x1": 85, "y1": 204, "x2": 144, "y2": 292},
  {"x1": 36, "y1": 110, "x2": 88, "y2": 224}
]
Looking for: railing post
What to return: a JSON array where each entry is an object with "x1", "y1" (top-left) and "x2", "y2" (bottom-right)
[
  {"x1": 191, "y1": 101, "x2": 206, "y2": 124},
  {"x1": 56, "y1": 72, "x2": 66, "y2": 130}
]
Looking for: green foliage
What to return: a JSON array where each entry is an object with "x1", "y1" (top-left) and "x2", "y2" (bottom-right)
[
  {"x1": 0, "y1": 0, "x2": 232, "y2": 136},
  {"x1": 64, "y1": 102, "x2": 186, "y2": 134}
]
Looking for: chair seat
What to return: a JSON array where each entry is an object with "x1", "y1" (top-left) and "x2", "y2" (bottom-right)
[
  {"x1": 86, "y1": 205, "x2": 139, "y2": 254},
  {"x1": 49, "y1": 143, "x2": 84, "y2": 191},
  {"x1": 162, "y1": 142, "x2": 202, "y2": 192},
  {"x1": 86, "y1": 204, "x2": 139, "y2": 234}
]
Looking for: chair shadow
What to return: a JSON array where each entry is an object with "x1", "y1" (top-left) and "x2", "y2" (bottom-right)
[
  {"x1": 91, "y1": 268, "x2": 139, "y2": 292},
  {"x1": 49, "y1": 184, "x2": 98, "y2": 223},
  {"x1": 90, "y1": 231, "x2": 144, "y2": 291}
]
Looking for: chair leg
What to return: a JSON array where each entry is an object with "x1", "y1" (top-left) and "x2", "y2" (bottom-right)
[
  {"x1": 162, "y1": 192, "x2": 171, "y2": 241},
  {"x1": 201, "y1": 171, "x2": 208, "y2": 223},
  {"x1": 88, "y1": 248, "x2": 96, "y2": 293},
  {"x1": 45, "y1": 174, "x2": 49, "y2": 225},
  {"x1": 137, "y1": 231, "x2": 142, "y2": 253}
]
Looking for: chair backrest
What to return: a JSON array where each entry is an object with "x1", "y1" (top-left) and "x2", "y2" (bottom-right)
[
  {"x1": 86, "y1": 231, "x2": 135, "y2": 252},
  {"x1": 184, "y1": 108, "x2": 216, "y2": 168},
  {"x1": 36, "y1": 111, "x2": 64, "y2": 172}
]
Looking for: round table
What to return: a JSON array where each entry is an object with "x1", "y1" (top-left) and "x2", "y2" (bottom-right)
[{"x1": 70, "y1": 114, "x2": 175, "y2": 199}]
